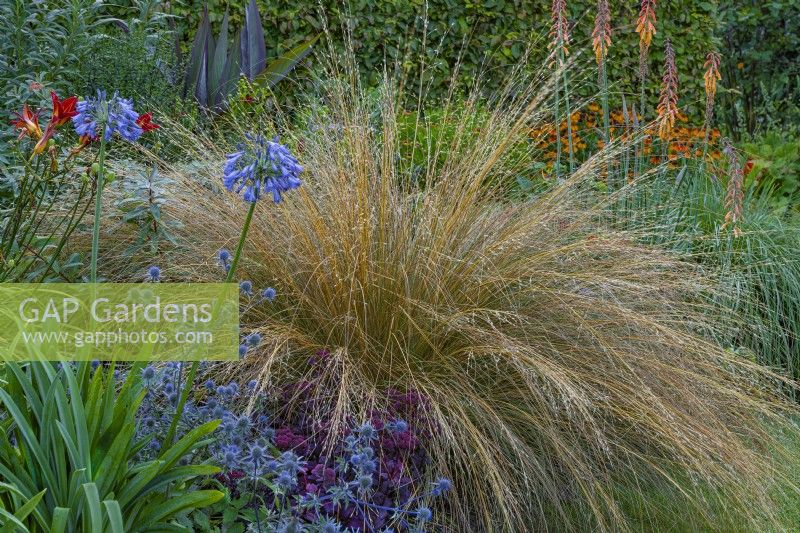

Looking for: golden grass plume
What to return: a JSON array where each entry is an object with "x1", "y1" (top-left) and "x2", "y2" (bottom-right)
[{"x1": 99, "y1": 71, "x2": 800, "y2": 531}]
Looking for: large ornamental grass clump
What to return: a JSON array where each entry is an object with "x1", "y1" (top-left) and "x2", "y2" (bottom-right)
[{"x1": 135, "y1": 74, "x2": 800, "y2": 531}]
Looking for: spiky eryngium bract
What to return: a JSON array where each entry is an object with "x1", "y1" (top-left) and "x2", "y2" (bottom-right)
[{"x1": 151, "y1": 72, "x2": 797, "y2": 532}]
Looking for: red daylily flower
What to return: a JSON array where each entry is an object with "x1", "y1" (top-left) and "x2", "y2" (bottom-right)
[
  {"x1": 10, "y1": 104, "x2": 43, "y2": 140},
  {"x1": 49, "y1": 91, "x2": 78, "y2": 127},
  {"x1": 136, "y1": 112, "x2": 159, "y2": 132}
]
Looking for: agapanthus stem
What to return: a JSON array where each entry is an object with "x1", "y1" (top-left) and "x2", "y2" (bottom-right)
[
  {"x1": 165, "y1": 200, "x2": 257, "y2": 446},
  {"x1": 226, "y1": 201, "x2": 257, "y2": 283},
  {"x1": 90, "y1": 134, "x2": 108, "y2": 283}
]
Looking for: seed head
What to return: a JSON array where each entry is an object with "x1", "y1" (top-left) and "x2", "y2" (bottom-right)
[{"x1": 656, "y1": 39, "x2": 679, "y2": 140}]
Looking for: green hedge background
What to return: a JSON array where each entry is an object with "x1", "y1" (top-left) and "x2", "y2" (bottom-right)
[{"x1": 167, "y1": 0, "x2": 720, "y2": 118}]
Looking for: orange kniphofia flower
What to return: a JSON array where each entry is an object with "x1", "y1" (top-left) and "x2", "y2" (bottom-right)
[
  {"x1": 10, "y1": 104, "x2": 43, "y2": 140},
  {"x1": 636, "y1": 0, "x2": 657, "y2": 49},
  {"x1": 703, "y1": 52, "x2": 722, "y2": 98},
  {"x1": 636, "y1": 0, "x2": 656, "y2": 80},
  {"x1": 656, "y1": 39, "x2": 679, "y2": 140},
  {"x1": 592, "y1": 0, "x2": 612, "y2": 65}
]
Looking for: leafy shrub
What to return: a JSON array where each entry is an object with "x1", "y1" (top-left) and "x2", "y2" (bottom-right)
[
  {"x1": 150, "y1": 73, "x2": 800, "y2": 531},
  {"x1": 0, "y1": 0, "x2": 104, "y2": 164},
  {"x1": 76, "y1": 26, "x2": 186, "y2": 116},
  {"x1": 113, "y1": 165, "x2": 182, "y2": 255},
  {"x1": 0, "y1": 0, "x2": 102, "y2": 112},
  {"x1": 741, "y1": 132, "x2": 800, "y2": 219},
  {"x1": 718, "y1": 0, "x2": 800, "y2": 138}
]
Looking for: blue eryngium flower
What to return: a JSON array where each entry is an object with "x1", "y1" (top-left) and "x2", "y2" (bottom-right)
[
  {"x1": 223, "y1": 134, "x2": 303, "y2": 203},
  {"x1": 147, "y1": 266, "x2": 161, "y2": 282},
  {"x1": 72, "y1": 90, "x2": 143, "y2": 142},
  {"x1": 262, "y1": 287, "x2": 277, "y2": 302},
  {"x1": 239, "y1": 280, "x2": 253, "y2": 296}
]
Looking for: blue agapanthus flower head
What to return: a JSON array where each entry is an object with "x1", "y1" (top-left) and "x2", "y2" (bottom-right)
[
  {"x1": 223, "y1": 134, "x2": 303, "y2": 203},
  {"x1": 72, "y1": 90, "x2": 143, "y2": 143}
]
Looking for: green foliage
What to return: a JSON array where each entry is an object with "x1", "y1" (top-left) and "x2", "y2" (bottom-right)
[
  {"x1": 718, "y1": 0, "x2": 800, "y2": 139},
  {"x1": 741, "y1": 133, "x2": 800, "y2": 219},
  {"x1": 76, "y1": 26, "x2": 184, "y2": 115},
  {"x1": 0, "y1": 0, "x2": 104, "y2": 110},
  {"x1": 0, "y1": 362, "x2": 223, "y2": 531},
  {"x1": 0, "y1": 152, "x2": 91, "y2": 284},
  {"x1": 168, "y1": 0, "x2": 717, "y2": 117},
  {"x1": 619, "y1": 167, "x2": 800, "y2": 382},
  {"x1": 114, "y1": 166, "x2": 182, "y2": 255},
  {"x1": 0, "y1": 0, "x2": 105, "y2": 165}
]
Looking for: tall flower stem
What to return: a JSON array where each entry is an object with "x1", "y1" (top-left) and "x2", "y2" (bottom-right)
[
  {"x1": 600, "y1": 58, "x2": 612, "y2": 187},
  {"x1": 561, "y1": 49, "x2": 576, "y2": 174},
  {"x1": 554, "y1": 75, "x2": 562, "y2": 179},
  {"x1": 225, "y1": 201, "x2": 256, "y2": 283},
  {"x1": 252, "y1": 460, "x2": 263, "y2": 533},
  {"x1": 89, "y1": 133, "x2": 108, "y2": 283},
  {"x1": 164, "y1": 200, "x2": 257, "y2": 446}
]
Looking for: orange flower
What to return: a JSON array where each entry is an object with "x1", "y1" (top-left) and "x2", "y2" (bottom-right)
[
  {"x1": 592, "y1": 0, "x2": 612, "y2": 65},
  {"x1": 32, "y1": 126, "x2": 56, "y2": 155},
  {"x1": 136, "y1": 112, "x2": 160, "y2": 132},
  {"x1": 703, "y1": 52, "x2": 722, "y2": 98},
  {"x1": 656, "y1": 39, "x2": 679, "y2": 140},
  {"x1": 10, "y1": 104, "x2": 43, "y2": 140},
  {"x1": 636, "y1": 0, "x2": 657, "y2": 49},
  {"x1": 703, "y1": 51, "x2": 722, "y2": 129}
]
